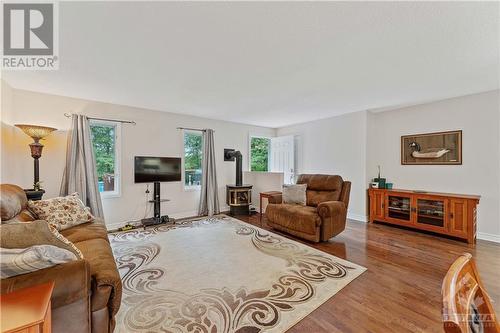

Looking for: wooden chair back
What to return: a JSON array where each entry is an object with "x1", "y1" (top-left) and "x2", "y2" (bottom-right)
[{"x1": 442, "y1": 253, "x2": 500, "y2": 333}]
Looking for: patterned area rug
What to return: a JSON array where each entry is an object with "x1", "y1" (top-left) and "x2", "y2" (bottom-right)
[{"x1": 110, "y1": 215, "x2": 366, "y2": 333}]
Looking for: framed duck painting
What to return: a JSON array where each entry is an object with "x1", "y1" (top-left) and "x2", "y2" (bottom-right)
[{"x1": 401, "y1": 130, "x2": 462, "y2": 165}]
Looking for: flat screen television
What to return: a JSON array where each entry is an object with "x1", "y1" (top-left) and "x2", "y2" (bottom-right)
[{"x1": 134, "y1": 156, "x2": 182, "y2": 183}]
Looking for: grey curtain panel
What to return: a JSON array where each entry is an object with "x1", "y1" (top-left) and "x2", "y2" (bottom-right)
[
  {"x1": 198, "y1": 129, "x2": 220, "y2": 216},
  {"x1": 60, "y1": 114, "x2": 104, "y2": 218}
]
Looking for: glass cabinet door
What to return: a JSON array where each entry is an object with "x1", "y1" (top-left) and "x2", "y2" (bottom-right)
[
  {"x1": 416, "y1": 199, "x2": 446, "y2": 228},
  {"x1": 387, "y1": 195, "x2": 412, "y2": 221}
]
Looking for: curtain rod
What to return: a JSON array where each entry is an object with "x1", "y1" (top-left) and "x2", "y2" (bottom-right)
[
  {"x1": 64, "y1": 113, "x2": 136, "y2": 125},
  {"x1": 177, "y1": 127, "x2": 214, "y2": 132}
]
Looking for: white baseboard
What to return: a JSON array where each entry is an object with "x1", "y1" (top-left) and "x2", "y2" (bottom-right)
[
  {"x1": 105, "y1": 207, "x2": 232, "y2": 231},
  {"x1": 169, "y1": 210, "x2": 199, "y2": 220},
  {"x1": 105, "y1": 210, "x2": 198, "y2": 231},
  {"x1": 105, "y1": 221, "x2": 128, "y2": 231},
  {"x1": 347, "y1": 212, "x2": 368, "y2": 223},
  {"x1": 477, "y1": 232, "x2": 500, "y2": 243}
]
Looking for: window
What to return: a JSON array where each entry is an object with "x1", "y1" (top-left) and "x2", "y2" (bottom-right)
[
  {"x1": 250, "y1": 136, "x2": 271, "y2": 171},
  {"x1": 184, "y1": 131, "x2": 202, "y2": 189},
  {"x1": 90, "y1": 120, "x2": 121, "y2": 197},
  {"x1": 249, "y1": 135, "x2": 295, "y2": 184}
]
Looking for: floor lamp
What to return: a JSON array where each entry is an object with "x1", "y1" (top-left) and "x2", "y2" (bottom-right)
[{"x1": 15, "y1": 124, "x2": 57, "y2": 200}]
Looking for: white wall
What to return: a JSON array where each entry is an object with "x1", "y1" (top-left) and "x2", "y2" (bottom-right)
[
  {"x1": 244, "y1": 171, "x2": 284, "y2": 212},
  {"x1": 0, "y1": 82, "x2": 275, "y2": 229},
  {"x1": 1, "y1": 81, "x2": 16, "y2": 183},
  {"x1": 277, "y1": 111, "x2": 368, "y2": 221},
  {"x1": 367, "y1": 91, "x2": 500, "y2": 241}
]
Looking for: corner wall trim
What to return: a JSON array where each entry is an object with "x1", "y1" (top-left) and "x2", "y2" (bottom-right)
[
  {"x1": 348, "y1": 212, "x2": 368, "y2": 223},
  {"x1": 477, "y1": 232, "x2": 500, "y2": 244}
]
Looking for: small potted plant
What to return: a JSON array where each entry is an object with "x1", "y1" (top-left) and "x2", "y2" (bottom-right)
[{"x1": 34, "y1": 181, "x2": 43, "y2": 191}]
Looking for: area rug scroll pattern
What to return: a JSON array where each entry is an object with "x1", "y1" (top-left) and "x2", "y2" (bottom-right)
[{"x1": 110, "y1": 216, "x2": 365, "y2": 333}]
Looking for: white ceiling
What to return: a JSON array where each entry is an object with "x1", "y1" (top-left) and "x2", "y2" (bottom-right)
[{"x1": 3, "y1": 1, "x2": 499, "y2": 128}]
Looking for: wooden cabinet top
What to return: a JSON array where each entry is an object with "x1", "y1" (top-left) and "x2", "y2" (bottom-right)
[
  {"x1": 0, "y1": 281, "x2": 54, "y2": 333},
  {"x1": 368, "y1": 188, "x2": 480, "y2": 201}
]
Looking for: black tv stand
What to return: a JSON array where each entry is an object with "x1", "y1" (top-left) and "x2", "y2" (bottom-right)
[
  {"x1": 141, "y1": 181, "x2": 172, "y2": 229},
  {"x1": 153, "y1": 182, "x2": 161, "y2": 220}
]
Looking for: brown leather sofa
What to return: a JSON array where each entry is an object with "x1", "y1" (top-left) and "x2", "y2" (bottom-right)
[
  {"x1": 266, "y1": 174, "x2": 351, "y2": 242},
  {"x1": 0, "y1": 184, "x2": 122, "y2": 333}
]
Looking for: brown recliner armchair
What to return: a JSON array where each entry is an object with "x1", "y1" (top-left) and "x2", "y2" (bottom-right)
[
  {"x1": 265, "y1": 174, "x2": 351, "y2": 242},
  {"x1": 0, "y1": 184, "x2": 122, "y2": 333}
]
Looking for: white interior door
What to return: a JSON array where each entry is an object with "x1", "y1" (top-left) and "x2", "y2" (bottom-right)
[{"x1": 270, "y1": 136, "x2": 295, "y2": 184}]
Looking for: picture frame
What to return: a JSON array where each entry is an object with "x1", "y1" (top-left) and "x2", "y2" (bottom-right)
[{"x1": 401, "y1": 130, "x2": 462, "y2": 165}]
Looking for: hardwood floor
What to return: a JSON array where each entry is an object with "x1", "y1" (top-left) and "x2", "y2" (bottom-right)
[{"x1": 234, "y1": 214, "x2": 500, "y2": 333}]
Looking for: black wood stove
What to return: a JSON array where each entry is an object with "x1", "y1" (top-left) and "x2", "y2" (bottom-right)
[{"x1": 224, "y1": 149, "x2": 252, "y2": 215}]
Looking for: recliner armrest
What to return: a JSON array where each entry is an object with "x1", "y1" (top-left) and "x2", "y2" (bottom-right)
[
  {"x1": 1, "y1": 259, "x2": 91, "y2": 308},
  {"x1": 317, "y1": 201, "x2": 348, "y2": 241},
  {"x1": 317, "y1": 201, "x2": 347, "y2": 219}
]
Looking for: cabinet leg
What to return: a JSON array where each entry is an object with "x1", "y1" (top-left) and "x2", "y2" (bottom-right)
[{"x1": 259, "y1": 196, "x2": 263, "y2": 221}]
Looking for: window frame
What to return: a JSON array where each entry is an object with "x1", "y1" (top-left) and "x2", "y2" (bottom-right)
[
  {"x1": 89, "y1": 119, "x2": 122, "y2": 199},
  {"x1": 248, "y1": 134, "x2": 272, "y2": 172},
  {"x1": 183, "y1": 130, "x2": 203, "y2": 191}
]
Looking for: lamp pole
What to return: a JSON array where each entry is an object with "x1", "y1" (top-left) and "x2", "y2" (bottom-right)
[{"x1": 29, "y1": 139, "x2": 44, "y2": 187}]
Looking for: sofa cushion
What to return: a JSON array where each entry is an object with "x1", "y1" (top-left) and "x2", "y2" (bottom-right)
[
  {"x1": 27, "y1": 193, "x2": 95, "y2": 231},
  {"x1": 74, "y1": 238, "x2": 122, "y2": 315},
  {"x1": 297, "y1": 174, "x2": 343, "y2": 191},
  {"x1": 0, "y1": 184, "x2": 29, "y2": 222},
  {"x1": 306, "y1": 190, "x2": 341, "y2": 207},
  {"x1": 6, "y1": 209, "x2": 37, "y2": 223},
  {"x1": 1, "y1": 245, "x2": 77, "y2": 279},
  {"x1": 61, "y1": 220, "x2": 109, "y2": 244},
  {"x1": 282, "y1": 184, "x2": 307, "y2": 205},
  {"x1": 0, "y1": 220, "x2": 83, "y2": 259},
  {"x1": 297, "y1": 175, "x2": 343, "y2": 207},
  {"x1": 266, "y1": 204, "x2": 321, "y2": 235}
]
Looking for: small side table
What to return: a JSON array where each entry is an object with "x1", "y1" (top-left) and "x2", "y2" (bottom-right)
[
  {"x1": 1, "y1": 281, "x2": 54, "y2": 333},
  {"x1": 259, "y1": 191, "x2": 282, "y2": 220},
  {"x1": 24, "y1": 189, "x2": 45, "y2": 201}
]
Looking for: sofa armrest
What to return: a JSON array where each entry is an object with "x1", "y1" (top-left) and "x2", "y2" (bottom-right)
[
  {"x1": 317, "y1": 201, "x2": 348, "y2": 241},
  {"x1": 268, "y1": 194, "x2": 283, "y2": 204},
  {"x1": 1, "y1": 259, "x2": 91, "y2": 309},
  {"x1": 92, "y1": 265, "x2": 122, "y2": 316}
]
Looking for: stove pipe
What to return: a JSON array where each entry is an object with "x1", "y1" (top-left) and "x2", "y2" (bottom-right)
[
  {"x1": 234, "y1": 151, "x2": 242, "y2": 186},
  {"x1": 226, "y1": 150, "x2": 243, "y2": 186}
]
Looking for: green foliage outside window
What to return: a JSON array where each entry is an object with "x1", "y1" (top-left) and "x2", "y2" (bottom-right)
[
  {"x1": 184, "y1": 132, "x2": 203, "y2": 186},
  {"x1": 90, "y1": 124, "x2": 115, "y2": 182},
  {"x1": 251, "y1": 137, "x2": 270, "y2": 171}
]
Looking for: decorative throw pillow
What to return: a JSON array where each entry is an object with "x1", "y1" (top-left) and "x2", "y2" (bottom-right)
[
  {"x1": 282, "y1": 184, "x2": 307, "y2": 205},
  {"x1": 1, "y1": 245, "x2": 77, "y2": 279},
  {"x1": 27, "y1": 193, "x2": 94, "y2": 231},
  {"x1": 0, "y1": 220, "x2": 83, "y2": 259}
]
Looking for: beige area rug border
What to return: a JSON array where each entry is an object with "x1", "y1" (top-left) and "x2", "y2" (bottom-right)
[{"x1": 110, "y1": 214, "x2": 367, "y2": 333}]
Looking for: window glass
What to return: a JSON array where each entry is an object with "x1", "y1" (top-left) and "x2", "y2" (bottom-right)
[
  {"x1": 184, "y1": 131, "x2": 203, "y2": 188},
  {"x1": 90, "y1": 121, "x2": 120, "y2": 196},
  {"x1": 250, "y1": 137, "x2": 270, "y2": 171}
]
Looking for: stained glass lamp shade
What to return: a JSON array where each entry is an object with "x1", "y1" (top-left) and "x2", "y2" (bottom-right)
[{"x1": 15, "y1": 124, "x2": 57, "y2": 142}]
